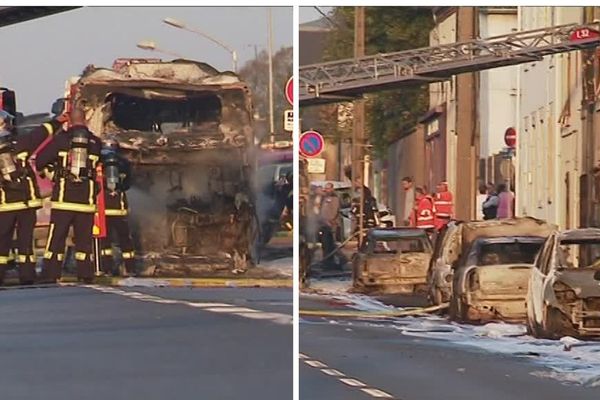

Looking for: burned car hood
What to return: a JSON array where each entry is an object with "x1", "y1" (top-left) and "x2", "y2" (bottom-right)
[{"x1": 555, "y1": 269, "x2": 600, "y2": 298}]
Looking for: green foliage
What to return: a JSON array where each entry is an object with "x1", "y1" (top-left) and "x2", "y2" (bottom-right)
[
  {"x1": 322, "y1": 7, "x2": 434, "y2": 156},
  {"x1": 238, "y1": 46, "x2": 292, "y2": 136}
]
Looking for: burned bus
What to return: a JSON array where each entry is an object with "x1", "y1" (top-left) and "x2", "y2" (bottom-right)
[{"x1": 59, "y1": 58, "x2": 258, "y2": 275}]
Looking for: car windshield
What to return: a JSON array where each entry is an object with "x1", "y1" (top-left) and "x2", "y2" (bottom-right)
[
  {"x1": 557, "y1": 240, "x2": 600, "y2": 269},
  {"x1": 477, "y1": 241, "x2": 543, "y2": 266},
  {"x1": 369, "y1": 237, "x2": 427, "y2": 254}
]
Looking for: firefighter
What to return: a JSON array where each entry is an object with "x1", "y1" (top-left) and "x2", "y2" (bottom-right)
[
  {"x1": 99, "y1": 136, "x2": 136, "y2": 276},
  {"x1": 0, "y1": 111, "x2": 43, "y2": 285},
  {"x1": 35, "y1": 108, "x2": 102, "y2": 283},
  {"x1": 433, "y1": 181, "x2": 454, "y2": 231},
  {"x1": 412, "y1": 186, "x2": 435, "y2": 234}
]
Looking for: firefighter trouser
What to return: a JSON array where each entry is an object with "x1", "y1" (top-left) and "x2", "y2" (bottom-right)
[
  {"x1": 100, "y1": 215, "x2": 135, "y2": 275},
  {"x1": 43, "y1": 209, "x2": 94, "y2": 281},
  {"x1": 0, "y1": 209, "x2": 37, "y2": 284}
]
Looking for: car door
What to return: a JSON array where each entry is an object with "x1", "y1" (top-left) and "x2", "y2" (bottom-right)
[{"x1": 529, "y1": 235, "x2": 554, "y2": 324}]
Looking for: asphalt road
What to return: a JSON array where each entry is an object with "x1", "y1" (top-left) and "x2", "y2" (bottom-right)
[
  {"x1": 300, "y1": 295, "x2": 600, "y2": 400},
  {"x1": 0, "y1": 285, "x2": 292, "y2": 400}
]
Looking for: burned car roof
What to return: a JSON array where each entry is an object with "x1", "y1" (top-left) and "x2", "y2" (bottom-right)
[
  {"x1": 473, "y1": 236, "x2": 546, "y2": 245},
  {"x1": 367, "y1": 227, "x2": 429, "y2": 239},
  {"x1": 558, "y1": 228, "x2": 600, "y2": 243}
]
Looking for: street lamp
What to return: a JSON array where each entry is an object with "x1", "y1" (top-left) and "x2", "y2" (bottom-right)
[
  {"x1": 136, "y1": 40, "x2": 184, "y2": 58},
  {"x1": 163, "y1": 17, "x2": 238, "y2": 73}
]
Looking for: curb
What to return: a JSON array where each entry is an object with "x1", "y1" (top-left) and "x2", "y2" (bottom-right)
[
  {"x1": 1, "y1": 277, "x2": 292, "y2": 289},
  {"x1": 300, "y1": 303, "x2": 448, "y2": 319},
  {"x1": 93, "y1": 276, "x2": 293, "y2": 288}
]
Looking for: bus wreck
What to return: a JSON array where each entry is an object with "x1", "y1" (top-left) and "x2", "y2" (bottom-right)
[{"x1": 67, "y1": 59, "x2": 258, "y2": 276}]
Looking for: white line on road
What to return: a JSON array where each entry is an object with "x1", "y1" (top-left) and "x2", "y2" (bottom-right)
[
  {"x1": 361, "y1": 388, "x2": 394, "y2": 398},
  {"x1": 321, "y1": 368, "x2": 345, "y2": 377},
  {"x1": 301, "y1": 353, "x2": 397, "y2": 399},
  {"x1": 84, "y1": 285, "x2": 292, "y2": 326},
  {"x1": 305, "y1": 360, "x2": 328, "y2": 368},
  {"x1": 340, "y1": 378, "x2": 367, "y2": 387}
]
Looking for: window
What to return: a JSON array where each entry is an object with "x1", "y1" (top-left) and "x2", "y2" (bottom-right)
[
  {"x1": 368, "y1": 237, "x2": 429, "y2": 255},
  {"x1": 476, "y1": 241, "x2": 544, "y2": 266}
]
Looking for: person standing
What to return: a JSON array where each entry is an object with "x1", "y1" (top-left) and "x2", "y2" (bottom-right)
[
  {"x1": 433, "y1": 181, "x2": 454, "y2": 231},
  {"x1": 319, "y1": 182, "x2": 340, "y2": 268},
  {"x1": 35, "y1": 108, "x2": 102, "y2": 283},
  {"x1": 497, "y1": 183, "x2": 515, "y2": 219},
  {"x1": 99, "y1": 136, "x2": 136, "y2": 276},
  {"x1": 401, "y1": 177, "x2": 414, "y2": 226},
  {"x1": 413, "y1": 186, "x2": 435, "y2": 232},
  {"x1": 0, "y1": 111, "x2": 43, "y2": 285},
  {"x1": 482, "y1": 183, "x2": 499, "y2": 220},
  {"x1": 476, "y1": 183, "x2": 488, "y2": 220}
]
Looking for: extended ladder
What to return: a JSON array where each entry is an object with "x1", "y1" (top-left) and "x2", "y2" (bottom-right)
[{"x1": 300, "y1": 23, "x2": 600, "y2": 105}]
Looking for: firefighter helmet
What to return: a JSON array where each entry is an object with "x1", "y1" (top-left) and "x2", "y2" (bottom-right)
[{"x1": 102, "y1": 135, "x2": 120, "y2": 152}]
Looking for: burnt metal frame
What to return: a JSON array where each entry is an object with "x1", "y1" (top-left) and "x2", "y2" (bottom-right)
[{"x1": 300, "y1": 23, "x2": 600, "y2": 105}]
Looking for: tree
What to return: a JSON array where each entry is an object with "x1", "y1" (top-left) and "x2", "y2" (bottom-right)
[
  {"x1": 321, "y1": 7, "x2": 434, "y2": 156},
  {"x1": 238, "y1": 46, "x2": 292, "y2": 140}
]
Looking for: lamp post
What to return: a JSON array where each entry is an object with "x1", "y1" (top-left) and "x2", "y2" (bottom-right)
[
  {"x1": 163, "y1": 17, "x2": 238, "y2": 72},
  {"x1": 136, "y1": 40, "x2": 183, "y2": 58}
]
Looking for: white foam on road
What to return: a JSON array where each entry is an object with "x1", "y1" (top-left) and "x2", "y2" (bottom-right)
[
  {"x1": 85, "y1": 285, "x2": 292, "y2": 326},
  {"x1": 259, "y1": 257, "x2": 293, "y2": 277},
  {"x1": 306, "y1": 309, "x2": 600, "y2": 387}
]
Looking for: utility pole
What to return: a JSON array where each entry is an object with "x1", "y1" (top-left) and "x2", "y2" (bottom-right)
[
  {"x1": 455, "y1": 7, "x2": 479, "y2": 221},
  {"x1": 267, "y1": 7, "x2": 275, "y2": 144},
  {"x1": 353, "y1": 6, "x2": 366, "y2": 245},
  {"x1": 582, "y1": 6, "x2": 599, "y2": 228}
]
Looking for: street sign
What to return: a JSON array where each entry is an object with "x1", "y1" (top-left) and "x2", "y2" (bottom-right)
[
  {"x1": 299, "y1": 130, "x2": 324, "y2": 158},
  {"x1": 569, "y1": 27, "x2": 600, "y2": 42},
  {"x1": 285, "y1": 77, "x2": 293, "y2": 106},
  {"x1": 307, "y1": 158, "x2": 326, "y2": 174},
  {"x1": 504, "y1": 127, "x2": 517, "y2": 148},
  {"x1": 283, "y1": 109, "x2": 293, "y2": 132}
]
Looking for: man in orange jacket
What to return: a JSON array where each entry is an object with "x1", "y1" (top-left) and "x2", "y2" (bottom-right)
[{"x1": 434, "y1": 181, "x2": 454, "y2": 231}]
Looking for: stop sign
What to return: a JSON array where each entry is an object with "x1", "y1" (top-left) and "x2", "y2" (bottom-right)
[{"x1": 504, "y1": 127, "x2": 517, "y2": 148}]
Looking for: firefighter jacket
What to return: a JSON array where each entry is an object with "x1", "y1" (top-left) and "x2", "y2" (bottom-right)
[
  {"x1": 414, "y1": 196, "x2": 435, "y2": 230},
  {"x1": 434, "y1": 190, "x2": 454, "y2": 230},
  {"x1": 35, "y1": 125, "x2": 102, "y2": 213},
  {"x1": 103, "y1": 153, "x2": 131, "y2": 217},
  {"x1": 0, "y1": 132, "x2": 45, "y2": 213}
]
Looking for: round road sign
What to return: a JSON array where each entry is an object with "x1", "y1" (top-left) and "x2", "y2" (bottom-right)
[
  {"x1": 299, "y1": 130, "x2": 324, "y2": 158},
  {"x1": 504, "y1": 127, "x2": 517, "y2": 148},
  {"x1": 285, "y1": 77, "x2": 293, "y2": 106}
]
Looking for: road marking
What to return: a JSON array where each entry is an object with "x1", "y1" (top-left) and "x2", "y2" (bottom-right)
[
  {"x1": 84, "y1": 285, "x2": 292, "y2": 325},
  {"x1": 301, "y1": 353, "x2": 398, "y2": 399},
  {"x1": 361, "y1": 388, "x2": 394, "y2": 398},
  {"x1": 321, "y1": 368, "x2": 345, "y2": 377},
  {"x1": 340, "y1": 378, "x2": 367, "y2": 387},
  {"x1": 305, "y1": 360, "x2": 328, "y2": 368}
]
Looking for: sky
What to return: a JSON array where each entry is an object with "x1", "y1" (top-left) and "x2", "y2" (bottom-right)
[
  {"x1": 0, "y1": 6, "x2": 292, "y2": 114},
  {"x1": 299, "y1": 6, "x2": 333, "y2": 24}
]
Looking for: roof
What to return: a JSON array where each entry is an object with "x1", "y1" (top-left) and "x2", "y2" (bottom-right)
[
  {"x1": 79, "y1": 59, "x2": 243, "y2": 89},
  {"x1": 299, "y1": 17, "x2": 334, "y2": 32},
  {"x1": 310, "y1": 180, "x2": 352, "y2": 190},
  {"x1": 473, "y1": 236, "x2": 546, "y2": 245},
  {"x1": 559, "y1": 228, "x2": 600, "y2": 243},
  {"x1": 367, "y1": 227, "x2": 429, "y2": 240}
]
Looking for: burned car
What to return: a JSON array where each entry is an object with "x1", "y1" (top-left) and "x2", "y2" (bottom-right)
[
  {"x1": 65, "y1": 59, "x2": 257, "y2": 274},
  {"x1": 352, "y1": 227, "x2": 432, "y2": 294},
  {"x1": 527, "y1": 228, "x2": 600, "y2": 339},
  {"x1": 427, "y1": 220, "x2": 463, "y2": 305},
  {"x1": 449, "y1": 218, "x2": 555, "y2": 324}
]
